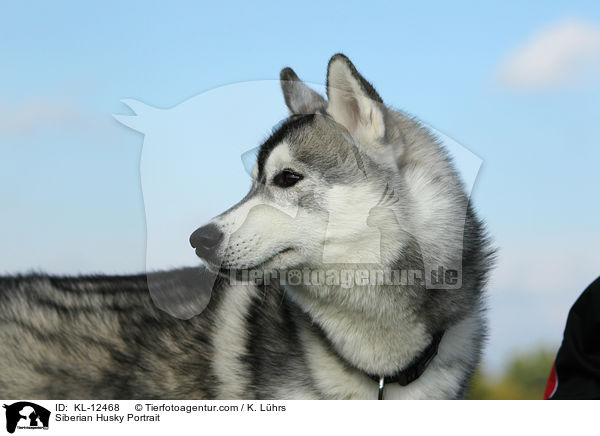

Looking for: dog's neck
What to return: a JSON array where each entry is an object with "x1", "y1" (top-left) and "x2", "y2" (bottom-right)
[{"x1": 284, "y1": 279, "x2": 434, "y2": 376}]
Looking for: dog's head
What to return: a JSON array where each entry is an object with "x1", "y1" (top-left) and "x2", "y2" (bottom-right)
[{"x1": 190, "y1": 54, "x2": 439, "y2": 273}]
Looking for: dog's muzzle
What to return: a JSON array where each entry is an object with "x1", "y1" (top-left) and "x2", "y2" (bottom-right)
[{"x1": 189, "y1": 223, "x2": 224, "y2": 263}]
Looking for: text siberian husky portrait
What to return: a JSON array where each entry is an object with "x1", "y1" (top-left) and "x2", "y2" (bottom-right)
[{"x1": 0, "y1": 54, "x2": 493, "y2": 400}]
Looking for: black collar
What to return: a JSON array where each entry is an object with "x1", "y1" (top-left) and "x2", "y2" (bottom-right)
[
  {"x1": 314, "y1": 325, "x2": 444, "y2": 400},
  {"x1": 367, "y1": 331, "x2": 444, "y2": 399}
]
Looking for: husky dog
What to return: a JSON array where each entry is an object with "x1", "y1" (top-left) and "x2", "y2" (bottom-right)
[{"x1": 0, "y1": 54, "x2": 492, "y2": 400}]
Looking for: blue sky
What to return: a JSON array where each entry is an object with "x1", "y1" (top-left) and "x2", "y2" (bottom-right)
[{"x1": 1, "y1": 1, "x2": 600, "y2": 372}]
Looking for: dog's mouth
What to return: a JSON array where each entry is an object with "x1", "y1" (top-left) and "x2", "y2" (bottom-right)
[
  {"x1": 202, "y1": 246, "x2": 295, "y2": 276},
  {"x1": 255, "y1": 246, "x2": 295, "y2": 268}
]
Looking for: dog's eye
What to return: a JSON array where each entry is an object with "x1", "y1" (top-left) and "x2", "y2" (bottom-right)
[{"x1": 272, "y1": 169, "x2": 303, "y2": 188}]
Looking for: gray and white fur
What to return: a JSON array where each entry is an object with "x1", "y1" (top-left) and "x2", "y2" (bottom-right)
[{"x1": 0, "y1": 54, "x2": 493, "y2": 399}]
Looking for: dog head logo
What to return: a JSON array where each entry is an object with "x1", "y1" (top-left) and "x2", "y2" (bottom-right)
[
  {"x1": 115, "y1": 59, "x2": 482, "y2": 318},
  {"x1": 3, "y1": 402, "x2": 50, "y2": 434}
]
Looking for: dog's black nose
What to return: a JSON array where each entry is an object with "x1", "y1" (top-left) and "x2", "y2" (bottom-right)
[{"x1": 189, "y1": 224, "x2": 224, "y2": 259}]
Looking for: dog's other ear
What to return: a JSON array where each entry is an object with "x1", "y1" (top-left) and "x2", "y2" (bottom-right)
[
  {"x1": 326, "y1": 54, "x2": 386, "y2": 146},
  {"x1": 280, "y1": 67, "x2": 326, "y2": 115}
]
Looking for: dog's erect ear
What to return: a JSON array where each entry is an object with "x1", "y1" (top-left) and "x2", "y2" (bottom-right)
[
  {"x1": 280, "y1": 67, "x2": 326, "y2": 115},
  {"x1": 326, "y1": 54, "x2": 386, "y2": 146}
]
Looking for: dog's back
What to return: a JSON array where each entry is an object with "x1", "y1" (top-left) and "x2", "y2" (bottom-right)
[{"x1": 0, "y1": 270, "x2": 219, "y2": 399}]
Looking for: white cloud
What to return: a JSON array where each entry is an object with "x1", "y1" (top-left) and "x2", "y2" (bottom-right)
[
  {"x1": 490, "y1": 235, "x2": 600, "y2": 296},
  {"x1": 497, "y1": 18, "x2": 600, "y2": 90},
  {"x1": 0, "y1": 99, "x2": 77, "y2": 135},
  {"x1": 484, "y1": 236, "x2": 600, "y2": 371},
  {"x1": 0, "y1": 98, "x2": 112, "y2": 137}
]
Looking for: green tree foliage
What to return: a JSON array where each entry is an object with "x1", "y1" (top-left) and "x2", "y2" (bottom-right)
[{"x1": 467, "y1": 348, "x2": 557, "y2": 399}]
